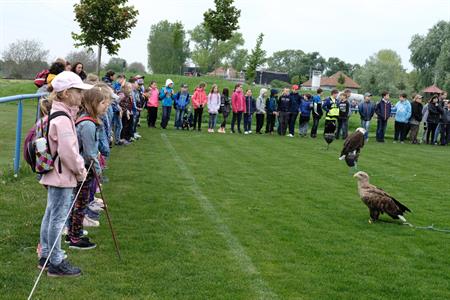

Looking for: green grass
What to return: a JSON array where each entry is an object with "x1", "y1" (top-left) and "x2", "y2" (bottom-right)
[{"x1": 1, "y1": 78, "x2": 449, "y2": 299}]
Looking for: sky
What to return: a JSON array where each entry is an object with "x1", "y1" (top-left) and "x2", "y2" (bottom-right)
[{"x1": 1, "y1": 0, "x2": 449, "y2": 72}]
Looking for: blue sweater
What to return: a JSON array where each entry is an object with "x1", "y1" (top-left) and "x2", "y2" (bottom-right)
[
  {"x1": 299, "y1": 100, "x2": 312, "y2": 117},
  {"x1": 394, "y1": 100, "x2": 412, "y2": 123}
]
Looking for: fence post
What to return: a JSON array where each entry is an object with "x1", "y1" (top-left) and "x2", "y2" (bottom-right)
[{"x1": 13, "y1": 99, "x2": 23, "y2": 176}]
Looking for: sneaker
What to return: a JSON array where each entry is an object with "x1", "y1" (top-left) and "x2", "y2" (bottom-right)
[
  {"x1": 38, "y1": 257, "x2": 49, "y2": 270},
  {"x1": 69, "y1": 237, "x2": 97, "y2": 250},
  {"x1": 244, "y1": 131, "x2": 249, "y2": 134},
  {"x1": 83, "y1": 216, "x2": 100, "y2": 227},
  {"x1": 47, "y1": 259, "x2": 81, "y2": 277},
  {"x1": 288, "y1": 134, "x2": 294, "y2": 138},
  {"x1": 65, "y1": 235, "x2": 90, "y2": 244},
  {"x1": 249, "y1": 131, "x2": 252, "y2": 134},
  {"x1": 231, "y1": 129, "x2": 235, "y2": 133},
  {"x1": 88, "y1": 201, "x2": 104, "y2": 213},
  {"x1": 93, "y1": 197, "x2": 104, "y2": 205}
]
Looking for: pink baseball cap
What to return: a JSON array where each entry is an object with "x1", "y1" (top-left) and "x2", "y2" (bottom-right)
[{"x1": 51, "y1": 71, "x2": 93, "y2": 92}]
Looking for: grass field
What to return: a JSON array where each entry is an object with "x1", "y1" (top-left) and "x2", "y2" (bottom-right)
[{"x1": 1, "y1": 79, "x2": 450, "y2": 299}]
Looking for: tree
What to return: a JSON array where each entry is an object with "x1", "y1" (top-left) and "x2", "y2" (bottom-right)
[
  {"x1": 147, "y1": 20, "x2": 190, "y2": 74},
  {"x1": 65, "y1": 49, "x2": 97, "y2": 73},
  {"x1": 189, "y1": 23, "x2": 244, "y2": 73},
  {"x1": 228, "y1": 48, "x2": 248, "y2": 72},
  {"x1": 203, "y1": 0, "x2": 241, "y2": 42},
  {"x1": 324, "y1": 57, "x2": 358, "y2": 77},
  {"x1": 354, "y1": 49, "x2": 407, "y2": 96},
  {"x1": 409, "y1": 20, "x2": 450, "y2": 91},
  {"x1": 104, "y1": 57, "x2": 127, "y2": 73},
  {"x1": 127, "y1": 62, "x2": 146, "y2": 73},
  {"x1": 266, "y1": 49, "x2": 326, "y2": 80},
  {"x1": 246, "y1": 33, "x2": 266, "y2": 84},
  {"x1": 72, "y1": 0, "x2": 138, "y2": 75},
  {"x1": 1, "y1": 39, "x2": 49, "y2": 79}
]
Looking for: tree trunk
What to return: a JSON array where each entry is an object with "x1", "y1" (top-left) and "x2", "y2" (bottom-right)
[{"x1": 96, "y1": 44, "x2": 102, "y2": 76}]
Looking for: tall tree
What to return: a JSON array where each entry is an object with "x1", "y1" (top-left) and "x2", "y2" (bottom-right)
[
  {"x1": 104, "y1": 57, "x2": 127, "y2": 73},
  {"x1": 127, "y1": 62, "x2": 146, "y2": 73},
  {"x1": 228, "y1": 48, "x2": 248, "y2": 72},
  {"x1": 203, "y1": 0, "x2": 241, "y2": 42},
  {"x1": 246, "y1": 33, "x2": 266, "y2": 83},
  {"x1": 65, "y1": 49, "x2": 97, "y2": 73},
  {"x1": 266, "y1": 50, "x2": 326, "y2": 80},
  {"x1": 147, "y1": 20, "x2": 190, "y2": 74},
  {"x1": 1, "y1": 39, "x2": 48, "y2": 79},
  {"x1": 72, "y1": 0, "x2": 138, "y2": 75}
]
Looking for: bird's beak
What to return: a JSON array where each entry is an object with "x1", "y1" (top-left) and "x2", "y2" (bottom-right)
[{"x1": 353, "y1": 173, "x2": 358, "y2": 178}]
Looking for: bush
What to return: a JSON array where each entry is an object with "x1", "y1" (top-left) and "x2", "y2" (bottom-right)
[
  {"x1": 291, "y1": 75, "x2": 300, "y2": 85},
  {"x1": 270, "y1": 79, "x2": 291, "y2": 89}
]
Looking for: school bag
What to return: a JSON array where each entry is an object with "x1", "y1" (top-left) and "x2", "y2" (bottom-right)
[
  {"x1": 23, "y1": 111, "x2": 71, "y2": 174},
  {"x1": 34, "y1": 69, "x2": 50, "y2": 88}
]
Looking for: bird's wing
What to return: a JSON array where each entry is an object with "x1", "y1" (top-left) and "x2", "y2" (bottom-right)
[
  {"x1": 341, "y1": 132, "x2": 365, "y2": 157},
  {"x1": 362, "y1": 184, "x2": 410, "y2": 216}
]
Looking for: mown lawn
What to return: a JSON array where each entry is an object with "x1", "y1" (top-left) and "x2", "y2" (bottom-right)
[{"x1": 1, "y1": 79, "x2": 449, "y2": 299}]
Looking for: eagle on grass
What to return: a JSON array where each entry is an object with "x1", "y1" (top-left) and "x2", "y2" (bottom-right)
[
  {"x1": 339, "y1": 127, "x2": 366, "y2": 168},
  {"x1": 353, "y1": 171, "x2": 411, "y2": 224}
]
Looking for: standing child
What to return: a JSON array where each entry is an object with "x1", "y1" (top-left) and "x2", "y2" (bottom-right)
[
  {"x1": 409, "y1": 94, "x2": 423, "y2": 144},
  {"x1": 265, "y1": 89, "x2": 278, "y2": 134},
  {"x1": 119, "y1": 83, "x2": 134, "y2": 142},
  {"x1": 310, "y1": 88, "x2": 323, "y2": 138},
  {"x1": 38, "y1": 71, "x2": 90, "y2": 276},
  {"x1": 255, "y1": 88, "x2": 267, "y2": 134},
  {"x1": 375, "y1": 91, "x2": 392, "y2": 143},
  {"x1": 299, "y1": 94, "x2": 312, "y2": 136},
  {"x1": 174, "y1": 84, "x2": 190, "y2": 130},
  {"x1": 426, "y1": 95, "x2": 443, "y2": 144},
  {"x1": 231, "y1": 83, "x2": 246, "y2": 133},
  {"x1": 322, "y1": 89, "x2": 340, "y2": 136},
  {"x1": 393, "y1": 93, "x2": 412, "y2": 143},
  {"x1": 218, "y1": 88, "x2": 231, "y2": 133},
  {"x1": 192, "y1": 82, "x2": 207, "y2": 131},
  {"x1": 146, "y1": 81, "x2": 159, "y2": 128},
  {"x1": 440, "y1": 100, "x2": 450, "y2": 145},
  {"x1": 207, "y1": 84, "x2": 221, "y2": 132},
  {"x1": 159, "y1": 79, "x2": 174, "y2": 129},
  {"x1": 288, "y1": 85, "x2": 302, "y2": 137},
  {"x1": 244, "y1": 89, "x2": 256, "y2": 134},
  {"x1": 277, "y1": 88, "x2": 291, "y2": 136},
  {"x1": 336, "y1": 93, "x2": 350, "y2": 139}
]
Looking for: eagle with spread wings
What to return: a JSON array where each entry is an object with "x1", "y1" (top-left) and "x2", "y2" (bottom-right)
[
  {"x1": 353, "y1": 171, "x2": 411, "y2": 223},
  {"x1": 339, "y1": 127, "x2": 366, "y2": 168}
]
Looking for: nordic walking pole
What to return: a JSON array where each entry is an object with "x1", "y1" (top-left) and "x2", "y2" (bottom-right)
[
  {"x1": 91, "y1": 163, "x2": 122, "y2": 261},
  {"x1": 28, "y1": 161, "x2": 94, "y2": 300}
]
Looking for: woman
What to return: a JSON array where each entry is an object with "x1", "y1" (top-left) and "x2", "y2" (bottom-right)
[
  {"x1": 72, "y1": 62, "x2": 87, "y2": 81},
  {"x1": 426, "y1": 95, "x2": 443, "y2": 144}
]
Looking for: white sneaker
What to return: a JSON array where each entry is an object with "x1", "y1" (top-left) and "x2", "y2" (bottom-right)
[
  {"x1": 249, "y1": 131, "x2": 252, "y2": 134},
  {"x1": 288, "y1": 134, "x2": 294, "y2": 138},
  {"x1": 88, "y1": 201, "x2": 104, "y2": 212},
  {"x1": 94, "y1": 197, "x2": 104, "y2": 205},
  {"x1": 244, "y1": 131, "x2": 249, "y2": 134},
  {"x1": 83, "y1": 216, "x2": 100, "y2": 227}
]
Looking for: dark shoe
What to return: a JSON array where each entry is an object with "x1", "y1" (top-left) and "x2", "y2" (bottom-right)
[
  {"x1": 65, "y1": 235, "x2": 89, "y2": 244},
  {"x1": 47, "y1": 259, "x2": 81, "y2": 277},
  {"x1": 238, "y1": 130, "x2": 242, "y2": 134},
  {"x1": 38, "y1": 257, "x2": 49, "y2": 270},
  {"x1": 69, "y1": 237, "x2": 96, "y2": 250}
]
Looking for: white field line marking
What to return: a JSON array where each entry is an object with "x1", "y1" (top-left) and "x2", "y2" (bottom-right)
[{"x1": 161, "y1": 133, "x2": 278, "y2": 299}]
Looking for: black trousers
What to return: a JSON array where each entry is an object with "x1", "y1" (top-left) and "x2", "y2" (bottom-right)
[
  {"x1": 394, "y1": 121, "x2": 408, "y2": 141},
  {"x1": 265, "y1": 113, "x2": 276, "y2": 133},
  {"x1": 147, "y1": 107, "x2": 157, "y2": 127},
  {"x1": 231, "y1": 112, "x2": 243, "y2": 132},
  {"x1": 256, "y1": 114, "x2": 265, "y2": 133},
  {"x1": 220, "y1": 111, "x2": 229, "y2": 128},
  {"x1": 426, "y1": 122, "x2": 438, "y2": 144},
  {"x1": 193, "y1": 107, "x2": 204, "y2": 130},
  {"x1": 121, "y1": 114, "x2": 133, "y2": 141},
  {"x1": 311, "y1": 117, "x2": 320, "y2": 137},
  {"x1": 440, "y1": 123, "x2": 450, "y2": 145},
  {"x1": 288, "y1": 112, "x2": 298, "y2": 135},
  {"x1": 279, "y1": 112, "x2": 289, "y2": 135}
]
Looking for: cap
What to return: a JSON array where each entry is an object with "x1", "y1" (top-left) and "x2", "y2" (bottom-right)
[
  {"x1": 134, "y1": 75, "x2": 145, "y2": 79},
  {"x1": 292, "y1": 85, "x2": 299, "y2": 91},
  {"x1": 51, "y1": 71, "x2": 93, "y2": 92},
  {"x1": 181, "y1": 83, "x2": 188, "y2": 88},
  {"x1": 166, "y1": 79, "x2": 174, "y2": 86},
  {"x1": 364, "y1": 92, "x2": 372, "y2": 97}
]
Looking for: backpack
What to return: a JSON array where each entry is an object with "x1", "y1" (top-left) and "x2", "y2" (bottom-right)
[
  {"x1": 34, "y1": 69, "x2": 50, "y2": 88},
  {"x1": 23, "y1": 111, "x2": 71, "y2": 174}
]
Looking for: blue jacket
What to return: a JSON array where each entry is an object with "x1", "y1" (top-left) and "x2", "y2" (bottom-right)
[
  {"x1": 289, "y1": 92, "x2": 302, "y2": 113},
  {"x1": 76, "y1": 114, "x2": 101, "y2": 175},
  {"x1": 112, "y1": 81, "x2": 122, "y2": 93},
  {"x1": 277, "y1": 94, "x2": 291, "y2": 112},
  {"x1": 174, "y1": 92, "x2": 190, "y2": 109},
  {"x1": 266, "y1": 97, "x2": 277, "y2": 113},
  {"x1": 394, "y1": 100, "x2": 412, "y2": 123},
  {"x1": 375, "y1": 99, "x2": 392, "y2": 121},
  {"x1": 245, "y1": 96, "x2": 256, "y2": 114},
  {"x1": 159, "y1": 86, "x2": 174, "y2": 107},
  {"x1": 299, "y1": 100, "x2": 312, "y2": 117},
  {"x1": 358, "y1": 101, "x2": 375, "y2": 121},
  {"x1": 98, "y1": 115, "x2": 110, "y2": 158}
]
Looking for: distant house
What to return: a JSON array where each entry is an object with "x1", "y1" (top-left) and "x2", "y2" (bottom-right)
[
  {"x1": 254, "y1": 70, "x2": 289, "y2": 85},
  {"x1": 208, "y1": 67, "x2": 240, "y2": 79},
  {"x1": 302, "y1": 71, "x2": 360, "y2": 93}
]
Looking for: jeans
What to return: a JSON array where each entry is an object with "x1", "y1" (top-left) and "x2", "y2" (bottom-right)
[
  {"x1": 243, "y1": 113, "x2": 253, "y2": 132},
  {"x1": 310, "y1": 117, "x2": 320, "y2": 137},
  {"x1": 336, "y1": 118, "x2": 349, "y2": 139},
  {"x1": 376, "y1": 118, "x2": 388, "y2": 142},
  {"x1": 256, "y1": 114, "x2": 264, "y2": 133},
  {"x1": 209, "y1": 113, "x2": 218, "y2": 129},
  {"x1": 147, "y1": 107, "x2": 158, "y2": 127},
  {"x1": 360, "y1": 120, "x2": 370, "y2": 140},
  {"x1": 299, "y1": 116, "x2": 309, "y2": 135},
  {"x1": 434, "y1": 123, "x2": 441, "y2": 144},
  {"x1": 194, "y1": 107, "x2": 204, "y2": 130},
  {"x1": 161, "y1": 106, "x2": 172, "y2": 129},
  {"x1": 40, "y1": 186, "x2": 73, "y2": 265},
  {"x1": 288, "y1": 112, "x2": 298, "y2": 135},
  {"x1": 132, "y1": 111, "x2": 140, "y2": 134},
  {"x1": 112, "y1": 112, "x2": 122, "y2": 144},
  {"x1": 175, "y1": 108, "x2": 186, "y2": 129},
  {"x1": 231, "y1": 112, "x2": 243, "y2": 132}
]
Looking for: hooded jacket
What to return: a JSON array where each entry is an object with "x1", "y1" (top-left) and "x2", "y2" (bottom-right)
[
  {"x1": 147, "y1": 87, "x2": 159, "y2": 108},
  {"x1": 277, "y1": 93, "x2": 291, "y2": 113},
  {"x1": 299, "y1": 99, "x2": 312, "y2": 117},
  {"x1": 394, "y1": 100, "x2": 412, "y2": 123},
  {"x1": 245, "y1": 96, "x2": 256, "y2": 114},
  {"x1": 312, "y1": 94, "x2": 323, "y2": 118},
  {"x1": 427, "y1": 102, "x2": 443, "y2": 124},
  {"x1": 76, "y1": 113, "x2": 101, "y2": 176},
  {"x1": 232, "y1": 90, "x2": 246, "y2": 113},
  {"x1": 174, "y1": 91, "x2": 190, "y2": 109},
  {"x1": 207, "y1": 92, "x2": 221, "y2": 114},
  {"x1": 375, "y1": 98, "x2": 392, "y2": 121},
  {"x1": 289, "y1": 92, "x2": 302, "y2": 113},
  {"x1": 159, "y1": 86, "x2": 174, "y2": 107},
  {"x1": 410, "y1": 101, "x2": 423, "y2": 124},
  {"x1": 192, "y1": 87, "x2": 208, "y2": 109}
]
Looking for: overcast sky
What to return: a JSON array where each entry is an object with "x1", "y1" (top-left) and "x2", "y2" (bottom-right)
[{"x1": 1, "y1": 0, "x2": 449, "y2": 71}]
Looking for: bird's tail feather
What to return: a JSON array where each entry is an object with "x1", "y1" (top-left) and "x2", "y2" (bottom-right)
[{"x1": 398, "y1": 215, "x2": 407, "y2": 223}]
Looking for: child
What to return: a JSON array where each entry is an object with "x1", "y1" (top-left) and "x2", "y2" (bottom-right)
[
  {"x1": 255, "y1": 88, "x2": 267, "y2": 134},
  {"x1": 174, "y1": 84, "x2": 190, "y2": 130},
  {"x1": 426, "y1": 95, "x2": 443, "y2": 144},
  {"x1": 207, "y1": 84, "x2": 221, "y2": 132},
  {"x1": 375, "y1": 91, "x2": 391, "y2": 143},
  {"x1": 146, "y1": 81, "x2": 159, "y2": 128},
  {"x1": 299, "y1": 94, "x2": 312, "y2": 136},
  {"x1": 244, "y1": 89, "x2": 256, "y2": 134},
  {"x1": 310, "y1": 88, "x2": 323, "y2": 138},
  {"x1": 440, "y1": 100, "x2": 450, "y2": 145},
  {"x1": 231, "y1": 83, "x2": 246, "y2": 133},
  {"x1": 218, "y1": 88, "x2": 231, "y2": 133},
  {"x1": 322, "y1": 89, "x2": 340, "y2": 136},
  {"x1": 336, "y1": 92, "x2": 350, "y2": 139},
  {"x1": 277, "y1": 88, "x2": 291, "y2": 136},
  {"x1": 288, "y1": 85, "x2": 301, "y2": 137},
  {"x1": 265, "y1": 89, "x2": 278, "y2": 134},
  {"x1": 68, "y1": 86, "x2": 109, "y2": 251},
  {"x1": 38, "y1": 71, "x2": 90, "y2": 277},
  {"x1": 393, "y1": 93, "x2": 412, "y2": 143},
  {"x1": 119, "y1": 82, "x2": 134, "y2": 142},
  {"x1": 159, "y1": 79, "x2": 174, "y2": 129},
  {"x1": 192, "y1": 82, "x2": 207, "y2": 131}
]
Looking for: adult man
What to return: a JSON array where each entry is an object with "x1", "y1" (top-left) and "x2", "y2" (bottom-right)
[
  {"x1": 322, "y1": 89, "x2": 340, "y2": 135},
  {"x1": 375, "y1": 91, "x2": 391, "y2": 143},
  {"x1": 358, "y1": 92, "x2": 375, "y2": 141},
  {"x1": 393, "y1": 93, "x2": 412, "y2": 143}
]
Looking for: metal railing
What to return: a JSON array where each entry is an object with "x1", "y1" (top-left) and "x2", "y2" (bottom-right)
[{"x1": 0, "y1": 93, "x2": 47, "y2": 176}]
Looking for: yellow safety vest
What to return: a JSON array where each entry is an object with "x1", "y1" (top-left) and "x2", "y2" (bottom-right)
[{"x1": 325, "y1": 98, "x2": 339, "y2": 121}]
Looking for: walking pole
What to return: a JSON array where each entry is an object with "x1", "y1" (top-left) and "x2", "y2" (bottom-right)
[
  {"x1": 91, "y1": 163, "x2": 122, "y2": 261},
  {"x1": 28, "y1": 161, "x2": 94, "y2": 300}
]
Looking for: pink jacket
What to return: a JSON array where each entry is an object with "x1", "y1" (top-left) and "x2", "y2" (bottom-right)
[
  {"x1": 192, "y1": 88, "x2": 207, "y2": 109},
  {"x1": 39, "y1": 101, "x2": 86, "y2": 188},
  {"x1": 232, "y1": 91, "x2": 246, "y2": 113},
  {"x1": 147, "y1": 87, "x2": 159, "y2": 107}
]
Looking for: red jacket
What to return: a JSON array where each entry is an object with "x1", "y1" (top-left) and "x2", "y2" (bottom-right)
[
  {"x1": 192, "y1": 88, "x2": 207, "y2": 109},
  {"x1": 232, "y1": 91, "x2": 246, "y2": 112}
]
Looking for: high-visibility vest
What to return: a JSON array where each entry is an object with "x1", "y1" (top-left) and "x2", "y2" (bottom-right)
[{"x1": 325, "y1": 98, "x2": 339, "y2": 120}]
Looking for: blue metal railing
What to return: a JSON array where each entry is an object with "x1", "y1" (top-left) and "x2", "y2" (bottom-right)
[{"x1": 0, "y1": 93, "x2": 47, "y2": 176}]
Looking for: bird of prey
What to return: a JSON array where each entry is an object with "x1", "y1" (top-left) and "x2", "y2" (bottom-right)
[
  {"x1": 353, "y1": 171, "x2": 411, "y2": 224},
  {"x1": 339, "y1": 127, "x2": 366, "y2": 169},
  {"x1": 324, "y1": 121, "x2": 336, "y2": 150}
]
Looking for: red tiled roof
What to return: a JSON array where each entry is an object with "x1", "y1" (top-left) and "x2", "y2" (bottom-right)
[
  {"x1": 422, "y1": 85, "x2": 443, "y2": 94},
  {"x1": 302, "y1": 71, "x2": 360, "y2": 89}
]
